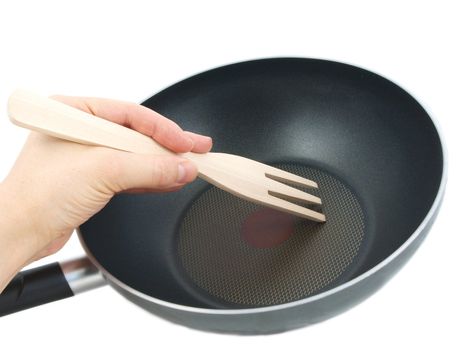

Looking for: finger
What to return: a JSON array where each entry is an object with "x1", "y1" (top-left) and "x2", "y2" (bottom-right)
[
  {"x1": 184, "y1": 131, "x2": 213, "y2": 153},
  {"x1": 103, "y1": 153, "x2": 198, "y2": 193},
  {"x1": 51, "y1": 95, "x2": 194, "y2": 153}
]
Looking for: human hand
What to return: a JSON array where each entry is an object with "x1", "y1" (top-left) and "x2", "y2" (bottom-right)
[{"x1": 0, "y1": 95, "x2": 212, "y2": 290}]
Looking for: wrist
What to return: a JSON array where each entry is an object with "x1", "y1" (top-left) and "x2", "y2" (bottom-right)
[{"x1": 0, "y1": 181, "x2": 42, "y2": 291}]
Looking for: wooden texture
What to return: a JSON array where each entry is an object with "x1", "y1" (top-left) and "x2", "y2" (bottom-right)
[{"x1": 7, "y1": 90, "x2": 325, "y2": 222}]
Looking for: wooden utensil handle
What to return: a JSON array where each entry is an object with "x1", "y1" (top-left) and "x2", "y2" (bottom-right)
[{"x1": 7, "y1": 89, "x2": 174, "y2": 156}]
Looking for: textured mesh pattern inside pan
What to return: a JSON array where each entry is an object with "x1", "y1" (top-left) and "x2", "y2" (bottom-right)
[{"x1": 177, "y1": 164, "x2": 365, "y2": 307}]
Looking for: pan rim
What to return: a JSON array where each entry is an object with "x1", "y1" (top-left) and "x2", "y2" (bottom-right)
[{"x1": 77, "y1": 57, "x2": 448, "y2": 316}]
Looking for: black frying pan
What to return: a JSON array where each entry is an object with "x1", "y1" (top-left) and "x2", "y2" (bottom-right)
[{"x1": 0, "y1": 58, "x2": 445, "y2": 334}]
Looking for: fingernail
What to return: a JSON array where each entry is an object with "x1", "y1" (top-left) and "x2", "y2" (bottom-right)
[
  {"x1": 202, "y1": 135, "x2": 212, "y2": 143},
  {"x1": 177, "y1": 161, "x2": 197, "y2": 183}
]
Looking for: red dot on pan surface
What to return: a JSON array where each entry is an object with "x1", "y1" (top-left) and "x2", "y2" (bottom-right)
[{"x1": 241, "y1": 208, "x2": 296, "y2": 248}]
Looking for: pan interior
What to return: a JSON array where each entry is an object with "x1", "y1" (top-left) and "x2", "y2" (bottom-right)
[
  {"x1": 79, "y1": 58, "x2": 443, "y2": 309},
  {"x1": 176, "y1": 164, "x2": 366, "y2": 307}
]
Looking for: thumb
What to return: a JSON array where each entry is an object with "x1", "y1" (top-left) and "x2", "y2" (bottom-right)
[{"x1": 104, "y1": 153, "x2": 198, "y2": 192}]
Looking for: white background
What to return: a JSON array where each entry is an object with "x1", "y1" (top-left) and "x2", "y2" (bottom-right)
[{"x1": 0, "y1": 1, "x2": 466, "y2": 348}]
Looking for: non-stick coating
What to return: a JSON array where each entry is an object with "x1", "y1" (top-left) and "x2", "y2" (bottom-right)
[{"x1": 79, "y1": 58, "x2": 443, "y2": 308}]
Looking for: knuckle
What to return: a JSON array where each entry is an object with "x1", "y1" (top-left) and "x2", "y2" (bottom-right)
[
  {"x1": 151, "y1": 159, "x2": 165, "y2": 186},
  {"x1": 151, "y1": 157, "x2": 177, "y2": 187}
]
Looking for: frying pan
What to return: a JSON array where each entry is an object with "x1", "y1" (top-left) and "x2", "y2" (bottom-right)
[{"x1": 0, "y1": 58, "x2": 446, "y2": 334}]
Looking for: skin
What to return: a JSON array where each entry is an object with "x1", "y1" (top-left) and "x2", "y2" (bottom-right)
[{"x1": 0, "y1": 95, "x2": 212, "y2": 292}]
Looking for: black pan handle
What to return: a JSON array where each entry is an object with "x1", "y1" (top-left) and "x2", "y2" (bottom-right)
[{"x1": 0, "y1": 257, "x2": 105, "y2": 316}]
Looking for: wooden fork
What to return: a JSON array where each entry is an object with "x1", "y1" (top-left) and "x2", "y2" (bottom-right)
[{"x1": 7, "y1": 90, "x2": 326, "y2": 222}]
